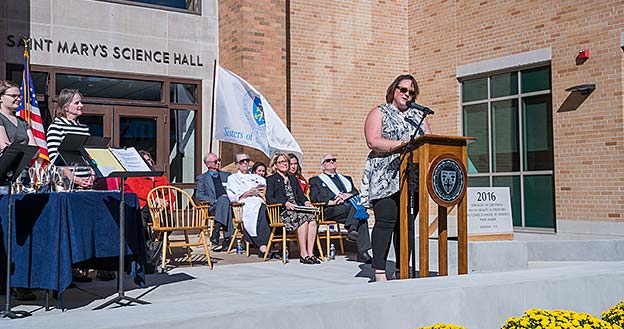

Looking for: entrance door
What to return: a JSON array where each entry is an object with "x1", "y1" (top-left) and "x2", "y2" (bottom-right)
[
  {"x1": 50, "y1": 102, "x2": 168, "y2": 174},
  {"x1": 81, "y1": 104, "x2": 113, "y2": 138},
  {"x1": 114, "y1": 106, "x2": 168, "y2": 173}
]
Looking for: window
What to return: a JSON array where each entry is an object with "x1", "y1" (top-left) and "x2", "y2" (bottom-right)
[
  {"x1": 169, "y1": 109, "x2": 196, "y2": 184},
  {"x1": 462, "y1": 66, "x2": 554, "y2": 230},
  {"x1": 56, "y1": 74, "x2": 163, "y2": 102},
  {"x1": 98, "y1": 0, "x2": 201, "y2": 14}
]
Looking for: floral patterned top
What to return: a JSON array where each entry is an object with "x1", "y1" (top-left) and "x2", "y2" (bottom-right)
[{"x1": 360, "y1": 103, "x2": 425, "y2": 207}]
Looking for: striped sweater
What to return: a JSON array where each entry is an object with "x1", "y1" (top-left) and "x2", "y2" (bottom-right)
[{"x1": 46, "y1": 117, "x2": 91, "y2": 177}]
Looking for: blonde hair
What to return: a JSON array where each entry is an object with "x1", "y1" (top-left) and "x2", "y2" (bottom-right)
[
  {"x1": 269, "y1": 153, "x2": 290, "y2": 175},
  {"x1": 55, "y1": 88, "x2": 83, "y2": 118}
]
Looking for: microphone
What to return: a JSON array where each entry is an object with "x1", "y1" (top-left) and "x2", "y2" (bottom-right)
[
  {"x1": 404, "y1": 117, "x2": 421, "y2": 129},
  {"x1": 406, "y1": 101, "x2": 435, "y2": 115}
]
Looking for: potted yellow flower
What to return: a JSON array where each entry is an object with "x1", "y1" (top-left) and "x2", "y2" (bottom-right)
[
  {"x1": 602, "y1": 301, "x2": 624, "y2": 327},
  {"x1": 503, "y1": 308, "x2": 620, "y2": 329},
  {"x1": 417, "y1": 324, "x2": 467, "y2": 329}
]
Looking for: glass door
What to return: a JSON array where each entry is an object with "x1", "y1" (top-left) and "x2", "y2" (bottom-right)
[
  {"x1": 114, "y1": 106, "x2": 168, "y2": 173},
  {"x1": 81, "y1": 104, "x2": 113, "y2": 138}
]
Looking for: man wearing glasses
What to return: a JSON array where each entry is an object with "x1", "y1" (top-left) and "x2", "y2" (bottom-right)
[
  {"x1": 196, "y1": 152, "x2": 233, "y2": 251},
  {"x1": 309, "y1": 153, "x2": 372, "y2": 263},
  {"x1": 226, "y1": 153, "x2": 275, "y2": 258}
]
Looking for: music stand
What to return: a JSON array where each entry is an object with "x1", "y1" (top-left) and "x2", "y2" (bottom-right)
[
  {"x1": 0, "y1": 143, "x2": 39, "y2": 319},
  {"x1": 53, "y1": 134, "x2": 111, "y2": 167},
  {"x1": 80, "y1": 147, "x2": 162, "y2": 310}
]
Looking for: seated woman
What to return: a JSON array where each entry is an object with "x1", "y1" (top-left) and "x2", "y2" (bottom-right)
[
  {"x1": 251, "y1": 161, "x2": 267, "y2": 177},
  {"x1": 123, "y1": 150, "x2": 170, "y2": 228},
  {"x1": 288, "y1": 153, "x2": 309, "y2": 195},
  {"x1": 266, "y1": 153, "x2": 320, "y2": 264}
]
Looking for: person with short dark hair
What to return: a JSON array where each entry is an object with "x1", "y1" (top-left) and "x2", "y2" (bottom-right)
[
  {"x1": 251, "y1": 161, "x2": 267, "y2": 177},
  {"x1": 362, "y1": 74, "x2": 431, "y2": 281}
]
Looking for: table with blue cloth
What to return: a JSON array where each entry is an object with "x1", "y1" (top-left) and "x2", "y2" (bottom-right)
[{"x1": 0, "y1": 191, "x2": 146, "y2": 299}]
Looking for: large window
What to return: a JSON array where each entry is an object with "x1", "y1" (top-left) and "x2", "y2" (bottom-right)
[
  {"x1": 98, "y1": 0, "x2": 201, "y2": 14},
  {"x1": 462, "y1": 66, "x2": 555, "y2": 230}
]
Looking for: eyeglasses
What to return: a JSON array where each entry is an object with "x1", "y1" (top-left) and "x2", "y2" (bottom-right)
[
  {"x1": 323, "y1": 158, "x2": 337, "y2": 164},
  {"x1": 3, "y1": 93, "x2": 22, "y2": 99},
  {"x1": 206, "y1": 160, "x2": 218, "y2": 164},
  {"x1": 237, "y1": 158, "x2": 251, "y2": 164},
  {"x1": 277, "y1": 160, "x2": 289, "y2": 164},
  {"x1": 396, "y1": 87, "x2": 416, "y2": 97}
]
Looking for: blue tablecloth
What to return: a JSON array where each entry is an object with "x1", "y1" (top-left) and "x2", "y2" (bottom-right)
[{"x1": 0, "y1": 191, "x2": 146, "y2": 295}]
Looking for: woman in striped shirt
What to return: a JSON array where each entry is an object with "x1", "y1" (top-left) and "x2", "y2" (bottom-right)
[{"x1": 46, "y1": 88, "x2": 93, "y2": 189}]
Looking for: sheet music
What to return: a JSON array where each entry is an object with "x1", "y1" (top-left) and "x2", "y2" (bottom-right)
[
  {"x1": 110, "y1": 147, "x2": 151, "y2": 172},
  {"x1": 83, "y1": 148, "x2": 125, "y2": 176}
]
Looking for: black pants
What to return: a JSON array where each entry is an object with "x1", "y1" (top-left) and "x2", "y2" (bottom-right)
[
  {"x1": 371, "y1": 192, "x2": 415, "y2": 271},
  {"x1": 324, "y1": 204, "x2": 371, "y2": 253},
  {"x1": 243, "y1": 204, "x2": 271, "y2": 248}
]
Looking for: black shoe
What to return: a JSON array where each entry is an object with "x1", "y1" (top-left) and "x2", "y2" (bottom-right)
[
  {"x1": 299, "y1": 256, "x2": 314, "y2": 264},
  {"x1": 346, "y1": 229, "x2": 359, "y2": 242},
  {"x1": 221, "y1": 238, "x2": 231, "y2": 250},
  {"x1": 210, "y1": 237, "x2": 220, "y2": 246},
  {"x1": 309, "y1": 255, "x2": 322, "y2": 264},
  {"x1": 212, "y1": 243, "x2": 224, "y2": 252},
  {"x1": 356, "y1": 251, "x2": 372, "y2": 264},
  {"x1": 96, "y1": 270, "x2": 116, "y2": 281},
  {"x1": 12, "y1": 288, "x2": 36, "y2": 301}
]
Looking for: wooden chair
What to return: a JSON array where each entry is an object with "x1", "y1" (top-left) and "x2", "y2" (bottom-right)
[
  {"x1": 313, "y1": 203, "x2": 346, "y2": 260},
  {"x1": 264, "y1": 203, "x2": 325, "y2": 264},
  {"x1": 226, "y1": 202, "x2": 250, "y2": 256},
  {"x1": 148, "y1": 186, "x2": 213, "y2": 270}
]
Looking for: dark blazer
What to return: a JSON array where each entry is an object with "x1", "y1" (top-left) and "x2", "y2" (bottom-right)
[
  {"x1": 265, "y1": 172, "x2": 309, "y2": 207},
  {"x1": 309, "y1": 174, "x2": 359, "y2": 204},
  {"x1": 195, "y1": 170, "x2": 231, "y2": 204}
]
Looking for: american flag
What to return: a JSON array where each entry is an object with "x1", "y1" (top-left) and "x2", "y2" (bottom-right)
[{"x1": 16, "y1": 47, "x2": 49, "y2": 164}]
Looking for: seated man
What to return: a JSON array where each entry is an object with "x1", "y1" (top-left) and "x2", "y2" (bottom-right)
[
  {"x1": 195, "y1": 152, "x2": 233, "y2": 251},
  {"x1": 226, "y1": 153, "x2": 277, "y2": 258},
  {"x1": 309, "y1": 153, "x2": 372, "y2": 263}
]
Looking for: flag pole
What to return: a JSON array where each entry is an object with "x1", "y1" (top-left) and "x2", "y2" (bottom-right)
[{"x1": 209, "y1": 59, "x2": 217, "y2": 153}]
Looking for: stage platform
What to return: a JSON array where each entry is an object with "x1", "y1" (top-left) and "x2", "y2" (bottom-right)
[{"x1": 2, "y1": 239, "x2": 624, "y2": 328}]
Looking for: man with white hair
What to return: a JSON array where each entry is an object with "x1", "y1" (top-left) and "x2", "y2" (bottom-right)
[
  {"x1": 226, "y1": 153, "x2": 277, "y2": 258},
  {"x1": 195, "y1": 152, "x2": 232, "y2": 251},
  {"x1": 309, "y1": 153, "x2": 372, "y2": 263}
]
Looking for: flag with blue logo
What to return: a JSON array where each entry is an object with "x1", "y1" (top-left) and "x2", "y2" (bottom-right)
[
  {"x1": 16, "y1": 47, "x2": 48, "y2": 163},
  {"x1": 214, "y1": 65, "x2": 303, "y2": 162}
]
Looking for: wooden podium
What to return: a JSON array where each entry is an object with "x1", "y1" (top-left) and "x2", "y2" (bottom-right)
[{"x1": 398, "y1": 134, "x2": 476, "y2": 279}]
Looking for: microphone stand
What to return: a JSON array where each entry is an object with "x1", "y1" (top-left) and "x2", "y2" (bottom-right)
[{"x1": 400, "y1": 112, "x2": 429, "y2": 279}]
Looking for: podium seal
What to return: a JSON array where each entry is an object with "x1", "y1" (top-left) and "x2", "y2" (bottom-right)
[{"x1": 427, "y1": 154, "x2": 467, "y2": 207}]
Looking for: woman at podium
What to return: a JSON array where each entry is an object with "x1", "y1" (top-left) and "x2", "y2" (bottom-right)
[
  {"x1": 46, "y1": 88, "x2": 94, "y2": 189},
  {"x1": 362, "y1": 74, "x2": 431, "y2": 282},
  {"x1": 0, "y1": 80, "x2": 37, "y2": 150}
]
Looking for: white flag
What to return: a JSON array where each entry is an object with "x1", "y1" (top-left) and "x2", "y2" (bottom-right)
[{"x1": 214, "y1": 65, "x2": 303, "y2": 162}]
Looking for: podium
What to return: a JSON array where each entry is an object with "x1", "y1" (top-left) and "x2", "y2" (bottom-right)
[{"x1": 398, "y1": 134, "x2": 475, "y2": 279}]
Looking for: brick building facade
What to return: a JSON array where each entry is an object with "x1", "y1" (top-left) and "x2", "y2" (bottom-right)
[{"x1": 219, "y1": 0, "x2": 623, "y2": 238}]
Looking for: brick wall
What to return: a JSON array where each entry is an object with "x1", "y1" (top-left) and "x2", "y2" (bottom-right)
[
  {"x1": 408, "y1": 0, "x2": 624, "y2": 223},
  {"x1": 290, "y1": 0, "x2": 409, "y2": 181},
  {"x1": 219, "y1": 0, "x2": 623, "y2": 225},
  {"x1": 218, "y1": 0, "x2": 287, "y2": 168}
]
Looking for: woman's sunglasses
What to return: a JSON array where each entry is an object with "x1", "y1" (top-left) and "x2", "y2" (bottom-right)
[{"x1": 396, "y1": 86, "x2": 416, "y2": 97}]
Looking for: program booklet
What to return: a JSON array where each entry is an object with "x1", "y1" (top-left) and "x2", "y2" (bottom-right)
[
  {"x1": 293, "y1": 205, "x2": 320, "y2": 213},
  {"x1": 81, "y1": 146, "x2": 153, "y2": 177}
]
